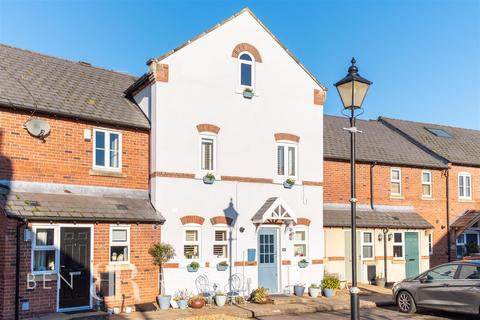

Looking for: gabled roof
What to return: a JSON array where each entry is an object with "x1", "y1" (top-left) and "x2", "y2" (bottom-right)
[
  {"x1": 451, "y1": 210, "x2": 480, "y2": 234},
  {"x1": 127, "y1": 8, "x2": 326, "y2": 94},
  {"x1": 0, "y1": 44, "x2": 150, "y2": 129},
  {"x1": 252, "y1": 197, "x2": 297, "y2": 224},
  {"x1": 324, "y1": 115, "x2": 448, "y2": 168},
  {"x1": 379, "y1": 117, "x2": 480, "y2": 167}
]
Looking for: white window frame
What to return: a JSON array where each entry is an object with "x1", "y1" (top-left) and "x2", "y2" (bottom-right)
[
  {"x1": 93, "y1": 128, "x2": 122, "y2": 172},
  {"x1": 212, "y1": 226, "x2": 229, "y2": 260},
  {"x1": 184, "y1": 225, "x2": 201, "y2": 261},
  {"x1": 31, "y1": 226, "x2": 59, "y2": 275},
  {"x1": 238, "y1": 51, "x2": 255, "y2": 90},
  {"x1": 199, "y1": 133, "x2": 217, "y2": 175},
  {"x1": 393, "y1": 232, "x2": 404, "y2": 260},
  {"x1": 390, "y1": 168, "x2": 402, "y2": 196},
  {"x1": 109, "y1": 225, "x2": 130, "y2": 265},
  {"x1": 361, "y1": 231, "x2": 374, "y2": 260},
  {"x1": 276, "y1": 142, "x2": 298, "y2": 180},
  {"x1": 428, "y1": 233, "x2": 433, "y2": 256},
  {"x1": 458, "y1": 172, "x2": 472, "y2": 200},
  {"x1": 293, "y1": 227, "x2": 308, "y2": 258},
  {"x1": 421, "y1": 170, "x2": 432, "y2": 198}
]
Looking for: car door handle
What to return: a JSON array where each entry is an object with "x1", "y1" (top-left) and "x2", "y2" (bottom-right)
[{"x1": 442, "y1": 283, "x2": 450, "y2": 287}]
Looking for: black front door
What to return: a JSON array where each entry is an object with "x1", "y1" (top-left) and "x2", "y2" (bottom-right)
[{"x1": 59, "y1": 227, "x2": 91, "y2": 309}]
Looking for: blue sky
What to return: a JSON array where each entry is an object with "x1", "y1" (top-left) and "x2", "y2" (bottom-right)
[{"x1": 1, "y1": 0, "x2": 479, "y2": 129}]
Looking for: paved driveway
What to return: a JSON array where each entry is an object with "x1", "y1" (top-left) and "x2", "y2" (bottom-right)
[{"x1": 258, "y1": 306, "x2": 478, "y2": 320}]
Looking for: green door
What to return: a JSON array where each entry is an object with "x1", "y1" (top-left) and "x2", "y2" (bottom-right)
[
  {"x1": 345, "y1": 231, "x2": 362, "y2": 283},
  {"x1": 405, "y1": 232, "x2": 419, "y2": 278}
]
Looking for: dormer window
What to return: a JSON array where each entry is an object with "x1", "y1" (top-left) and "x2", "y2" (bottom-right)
[{"x1": 239, "y1": 52, "x2": 254, "y2": 88}]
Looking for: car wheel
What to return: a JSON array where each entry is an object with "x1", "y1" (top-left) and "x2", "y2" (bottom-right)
[{"x1": 397, "y1": 290, "x2": 417, "y2": 313}]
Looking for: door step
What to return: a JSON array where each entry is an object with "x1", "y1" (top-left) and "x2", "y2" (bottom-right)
[{"x1": 270, "y1": 294, "x2": 305, "y2": 305}]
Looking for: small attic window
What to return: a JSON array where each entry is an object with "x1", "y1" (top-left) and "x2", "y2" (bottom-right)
[{"x1": 425, "y1": 127, "x2": 451, "y2": 138}]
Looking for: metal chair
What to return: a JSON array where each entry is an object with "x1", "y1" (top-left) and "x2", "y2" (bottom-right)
[
  {"x1": 224, "y1": 273, "x2": 246, "y2": 303},
  {"x1": 195, "y1": 274, "x2": 218, "y2": 304}
]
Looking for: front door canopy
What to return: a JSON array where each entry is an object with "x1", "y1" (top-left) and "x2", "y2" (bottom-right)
[{"x1": 252, "y1": 197, "x2": 297, "y2": 224}]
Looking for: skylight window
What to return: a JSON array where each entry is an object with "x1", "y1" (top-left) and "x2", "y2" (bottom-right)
[{"x1": 425, "y1": 127, "x2": 451, "y2": 138}]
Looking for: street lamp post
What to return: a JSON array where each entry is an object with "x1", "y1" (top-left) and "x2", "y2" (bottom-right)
[{"x1": 334, "y1": 58, "x2": 372, "y2": 320}]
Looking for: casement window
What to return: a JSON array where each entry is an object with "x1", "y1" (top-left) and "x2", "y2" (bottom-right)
[
  {"x1": 393, "y1": 232, "x2": 404, "y2": 259},
  {"x1": 294, "y1": 229, "x2": 308, "y2": 257},
  {"x1": 239, "y1": 52, "x2": 254, "y2": 88},
  {"x1": 213, "y1": 228, "x2": 228, "y2": 259},
  {"x1": 361, "y1": 232, "x2": 374, "y2": 260},
  {"x1": 32, "y1": 227, "x2": 57, "y2": 274},
  {"x1": 184, "y1": 228, "x2": 200, "y2": 260},
  {"x1": 110, "y1": 226, "x2": 130, "y2": 264},
  {"x1": 422, "y1": 171, "x2": 432, "y2": 197},
  {"x1": 200, "y1": 135, "x2": 216, "y2": 173},
  {"x1": 93, "y1": 129, "x2": 122, "y2": 170},
  {"x1": 390, "y1": 168, "x2": 402, "y2": 196},
  {"x1": 276, "y1": 142, "x2": 297, "y2": 179},
  {"x1": 428, "y1": 233, "x2": 433, "y2": 255},
  {"x1": 459, "y1": 173, "x2": 472, "y2": 199},
  {"x1": 457, "y1": 234, "x2": 466, "y2": 258}
]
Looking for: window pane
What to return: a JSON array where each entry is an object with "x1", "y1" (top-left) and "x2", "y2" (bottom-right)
[
  {"x1": 363, "y1": 232, "x2": 372, "y2": 243},
  {"x1": 391, "y1": 170, "x2": 400, "y2": 180},
  {"x1": 36, "y1": 229, "x2": 54, "y2": 246},
  {"x1": 465, "y1": 176, "x2": 471, "y2": 197},
  {"x1": 428, "y1": 264, "x2": 459, "y2": 280},
  {"x1": 391, "y1": 182, "x2": 401, "y2": 194},
  {"x1": 277, "y1": 146, "x2": 285, "y2": 175},
  {"x1": 184, "y1": 245, "x2": 199, "y2": 259},
  {"x1": 201, "y1": 138, "x2": 213, "y2": 171},
  {"x1": 95, "y1": 149, "x2": 105, "y2": 166},
  {"x1": 239, "y1": 53, "x2": 252, "y2": 61},
  {"x1": 34, "y1": 250, "x2": 56, "y2": 271},
  {"x1": 288, "y1": 146, "x2": 295, "y2": 176},
  {"x1": 422, "y1": 172, "x2": 431, "y2": 183},
  {"x1": 362, "y1": 246, "x2": 373, "y2": 258},
  {"x1": 110, "y1": 246, "x2": 128, "y2": 262},
  {"x1": 185, "y1": 230, "x2": 198, "y2": 242},
  {"x1": 95, "y1": 131, "x2": 105, "y2": 149},
  {"x1": 295, "y1": 231, "x2": 305, "y2": 241},
  {"x1": 458, "y1": 265, "x2": 480, "y2": 280},
  {"x1": 294, "y1": 244, "x2": 306, "y2": 257},
  {"x1": 422, "y1": 184, "x2": 431, "y2": 196},
  {"x1": 394, "y1": 233, "x2": 402, "y2": 243},
  {"x1": 393, "y1": 245, "x2": 403, "y2": 258},
  {"x1": 213, "y1": 244, "x2": 228, "y2": 258},
  {"x1": 241, "y1": 63, "x2": 252, "y2": 86},
  {"x1": 112, "y1": 229, "x2": 127, "y2": 242},
  {"x1": 109, "y1": 133, "x2": 120, "y2": 168},
  {"x1": 215, "y1": 230, "x2": 227, "y2": 241}
]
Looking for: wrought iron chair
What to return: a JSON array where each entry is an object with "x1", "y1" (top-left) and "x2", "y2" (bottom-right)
[
  {"x1": 195, "y1": 274, "x2": 218, "y2": 304},
  {"x1": 224, "y1": 273, "x2": 246, "y2": 303}
]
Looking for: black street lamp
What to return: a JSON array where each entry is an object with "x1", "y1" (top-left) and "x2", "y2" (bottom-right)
[{"x1": 334, "y1": 58, "x2": 372, "y2": 320}]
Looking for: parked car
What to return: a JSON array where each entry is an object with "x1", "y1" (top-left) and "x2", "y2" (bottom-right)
[{"x1": 392, "y1": 260, "x2": 480, "y2": 316}]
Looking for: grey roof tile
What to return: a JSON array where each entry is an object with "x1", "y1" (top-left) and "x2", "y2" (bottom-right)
[
  {"x1": 324, "y1": 115, "x2": 447, "y2": 168},
  {"x1": 0, "y1": 44, "x2": 149, "y2": 129},
  {"x1": 379, "y1": 117, "x2": 480, "y2": 167}
]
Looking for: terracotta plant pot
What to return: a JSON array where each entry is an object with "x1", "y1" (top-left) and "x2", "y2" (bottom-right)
[{"x1": 189, "y1": 299, "x2": 205, "y2": 309}]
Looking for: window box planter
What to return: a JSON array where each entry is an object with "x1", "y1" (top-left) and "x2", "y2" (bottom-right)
[
  {"x1": 283, "y1": 179, "x2": 295, "y2": 189},
  {"x1": 203, "y1": 173, "x2": 215, "y2": 184},
  {"x1": 293, "y1": 284, "x2": 305, "y2": 296},
  {"x1": 243, "y1": 88, "x2": 254, "y2": 99},
  {"x1": 187, "y1": 262, "x2": 200, "y2": 272},
  {"x1": 216, "y1": 261, "x2": 229, "y2": 271},
  {"x1": 298, "y1": 259, "x2": 309, "y2": 268}
]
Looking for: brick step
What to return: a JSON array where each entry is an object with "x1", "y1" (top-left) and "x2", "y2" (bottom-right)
[{"x1": 270, "y1": 294, "x2": 305, "y2": 305}]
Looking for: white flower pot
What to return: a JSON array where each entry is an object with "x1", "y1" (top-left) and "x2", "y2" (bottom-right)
[
  {"x1": 309, "y1": 287, "x2": 320, "y2": 298},
  {"x1": 215, "y1": 295, "x2": 227, "y2": 307}
]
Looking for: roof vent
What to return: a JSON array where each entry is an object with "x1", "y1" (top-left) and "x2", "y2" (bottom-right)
[{"x1": 78, "y1": 61, "x2": 92, "y2": 66}]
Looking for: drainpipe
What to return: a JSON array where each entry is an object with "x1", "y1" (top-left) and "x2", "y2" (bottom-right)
[
  {"x1": 445, "y1": 168, "x2": 451, "y2": 262},
  {"x1": 382, "y1": 228, "x2": 389, "y2": 285},
  {"x1": 15, "y1": 218, "x2": 26, "y2": 320},
  {"x1": 370, "y1": 162, "x2": 376, "y2": 209}
]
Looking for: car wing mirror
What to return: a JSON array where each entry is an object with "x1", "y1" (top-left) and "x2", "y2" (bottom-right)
[{"x1": 419, "y1": 275, "x2": 432, "y2": 283}]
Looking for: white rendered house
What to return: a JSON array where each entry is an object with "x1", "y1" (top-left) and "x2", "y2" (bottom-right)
[{"x1": 128, "y1": 8, "x2": 326, "y2": 295}]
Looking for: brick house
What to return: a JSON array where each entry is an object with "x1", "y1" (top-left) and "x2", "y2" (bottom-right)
[
  {"x1": 323, "y1": 115, "x2": 447, "y2": 284},
  {"x1": 380, "y1": 117, "x2": 480, "y2": 260},
  {"x1": 0, "y1": 44, "x2": 164, "y2": 319}
]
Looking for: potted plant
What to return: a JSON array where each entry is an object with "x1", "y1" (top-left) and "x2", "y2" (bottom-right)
[
  {"x1": 321, "y1": 274, "x2": 340, "y2": 298},
  {"x1": 187, "y1": 261, "x2": 200, "y2": 272},
  {"x1": 215, "y1": 291, "x2": 227, "y2": 307},
  {"x1": 217, "y1": 261, "x2": 229, "y2": 271},
  {"x1": 283, "y1": 178, "x2": 295, "y2": 189},
  {"x1": 249, "y1": 287, "x2": 271, "y2": 304},
  {"x1": 375, "y1": 273, "x2": 386, "y2": 288},
  {"x1": 308, "y1": 283, "x2": 321, "y2": 298},
  {"x1": 189, "y1": 294, "x2": 205, "y2": 309},
  {"x1": 242, "y1": 87, "x2": 254, "y2": 99},
  {"x1": 174, "y1": 289, "x2": 190, "y2": 310},
  {"x1": 148, "y1": 242, "x2": 176, "y2": 310},
  {"x1": 293, "y1": 283, "x2": 305, "y2": 296},
  {"x1": 203, "y1": 173, "x2": 215, "y2": 184},
  {"x1": 298, "y1": 258, "x2": 309, "y2": 268}
]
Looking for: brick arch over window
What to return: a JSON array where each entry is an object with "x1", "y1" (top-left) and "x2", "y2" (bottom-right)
[
  {"x1": 274, "y1": 133, "x2": 300, "y2": 143},
  {"x1": 210, "y1": 216, "x2": 233, "y2": 225},
  {"x1": 296, "y1": 218, "x2": 311, "y2": 226},
  {"x1": 196, "y1": 124, "x2": 220, "y2": 134},
  {"x1": 231, "y1": 43, "x2": 263, "y2": 63},
  {"x1": 180, "y1": 215, "x2": 205, "y2": 225}
]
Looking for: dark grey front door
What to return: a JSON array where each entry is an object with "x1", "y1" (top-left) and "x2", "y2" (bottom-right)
[{"x1": 59, "y1": 227, "x2": 91, "y2": 309}]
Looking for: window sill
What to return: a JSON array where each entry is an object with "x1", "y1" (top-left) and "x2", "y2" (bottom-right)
[
  {"x1": 235, "y1": 89, "x2": 260, "y2": 97},
  {"x1": 390, "y1": 195, "x2": 404, "y2": 200},
  {"x1": 106, "y1": 263, "x2": 133, "y2": 270},
  {"x1": 458, "y1": 198, "x2": 474, "y2": 203},
  {"x1": 89, "y1": 169, "x2": 126, "y2": 178},
  {"x1": 31, "y1": 273, "x2": 58, "y2": 281},
  {"x1": 421, "y1": 196, "x2": 435, "y2": 201}
]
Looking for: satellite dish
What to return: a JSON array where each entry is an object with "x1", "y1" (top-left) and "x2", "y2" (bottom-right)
[{"x1": 24, "y1": 119, "x2": 51, "y2": 138}]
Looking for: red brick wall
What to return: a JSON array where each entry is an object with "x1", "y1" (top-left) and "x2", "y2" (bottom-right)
[
  {"x1": 0, "y1": 108, "x2": 149, "y2": 190},
  {"x1": 448, "y1": 165, "x2": 480, "y2": 222},
  {"x1": 324, "y1": 160, "x2": 449, "y2": 266}
]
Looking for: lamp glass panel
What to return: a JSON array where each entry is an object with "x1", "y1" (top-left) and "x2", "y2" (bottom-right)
[{"x1": 336, "y1": 80, "x2": 369, "y2": 109}]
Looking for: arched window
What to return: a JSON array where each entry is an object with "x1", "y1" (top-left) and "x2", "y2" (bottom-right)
[{"x1": 239, "y1": 52, "x2": 254, "y2": 88}]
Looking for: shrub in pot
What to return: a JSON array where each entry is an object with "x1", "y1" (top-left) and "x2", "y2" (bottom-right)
[
  {"x1": 189, "y1": 294, "x2": 205, "y2": 309},
  {"x1": 249, "y1": 287, "x2": 271, "y2": 304},
  {"x1": 217, "y1": 261, "x2": 228, "y2": 271},
  {"x1": 148, "y1": 242, "x2": 176, "y2": 310},
  {"x1": 203, "y1": 173, "x2": 215, "y2": 184},
  {"x1": 298, "y1": 258, "x2": 309, "y2": 268},
  {"x1": 283, "y1": 178, "x2": 295, "y2": 189},
  {"x1": 308, "y1": 283, "x2": 320, "y2": 298},
  {"x1": 293, "y1": 283, "x2": 305, "y2": 296},
  {"x1": 215, "y1": 291, "x2": 227, "y2": 306},
  {"x1": 187, "y1": 261, "x2": 200, "y2": 272},
  {"x1": 243, "y1": 87, "x2": 254, "y2": 99},
  {"x1": 174, "y1": 289, "x2": 190, "y2": 310},
  {"x1": 322, "y1": 274, "x2": 340, "y2": 298}
]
